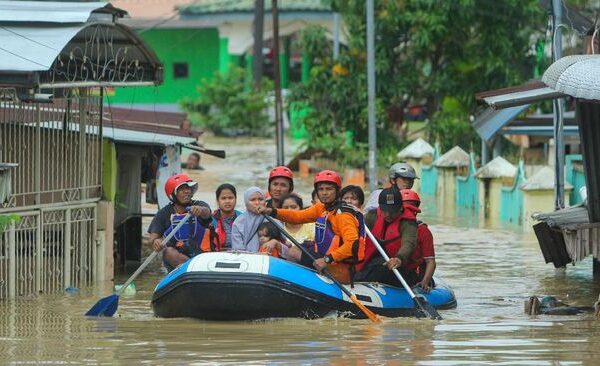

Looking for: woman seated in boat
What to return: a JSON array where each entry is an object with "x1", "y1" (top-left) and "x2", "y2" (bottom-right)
[
  {"x1": 355, "y1": 187, "x2": 419, "y2": 287},
  {"x1": 341, "y1": 185, "x2": 365, "y2": 211},
  {"x1": 232, "y1": 187, "x2": 287, "y2": 255},
  {"x1": 148, "y1": 174, "x2": 214, "y2": 271},
  {"x1": 257, "y1": 221, "x2": 289, "y2": 257},
  {"x1": 259, "y1": 170, "x2": 365, "y2": 285},
  {"x1": 399, "y1": 189, "x2": 436, "y2": 291},
  {"x1": 280, "y1": 193, "x2": 315, "y2": 245},
  {"x1": 210, "y1": 183, "x2": 241, "y2": 251}
]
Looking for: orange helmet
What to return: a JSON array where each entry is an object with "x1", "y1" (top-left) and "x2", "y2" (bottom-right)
[
  {"x1": 400, "y1": 189, "x2": 420, "y2": 204},
  {"x1": 314, "y1": 170, "x2": 342, "y2": 190},
  {"x1": 165, "y1": 173, "x2": 197, "y2": 202},
  {"x1": 268, "y1": 166, "x2": 294, "y2": 191}
]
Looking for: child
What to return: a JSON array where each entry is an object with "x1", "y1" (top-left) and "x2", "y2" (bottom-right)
[{"x1": 257, "y1": 221, "x2": 288, "y2": 258}]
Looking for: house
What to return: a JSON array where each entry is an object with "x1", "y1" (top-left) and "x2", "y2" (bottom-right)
[
  {"x1": 108, "y1": 0, "x2": 339, "y2": 112},
  {"x1": 0, "y1": 1, "x2": 162, "y2": 298}
]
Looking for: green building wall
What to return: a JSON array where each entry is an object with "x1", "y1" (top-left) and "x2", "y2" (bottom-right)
[{"x1": 109, "y1": 28, "x2": 221, "y2": 106}]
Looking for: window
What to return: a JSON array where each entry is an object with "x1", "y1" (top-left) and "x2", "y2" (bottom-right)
[{"x1": 173, "y1": 63, "x2": 188, "y2": 79}]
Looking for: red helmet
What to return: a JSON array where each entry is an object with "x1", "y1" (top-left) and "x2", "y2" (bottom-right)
[
  {"x1": 400, "y1": 189, "x2": 421, "y2": 204},
  {"x1": 165, "y1": 173, "x2": 197, "y2": 202},
  {"x1": 314, "y1": 170, "x2": 342, "y2": 190},
  {"x1": 268, "y1": 166, "x2": 294, "y2": 191}
]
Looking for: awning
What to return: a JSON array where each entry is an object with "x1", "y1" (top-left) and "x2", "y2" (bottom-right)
[
  {"x1": 475, "y1": 81, "x2": 565, "y2": 110},
  {"x1": 472, "y1": 104, "x2": 529, "y2": 142},
  {"x1": 0, "y1": 1, "x2": 162, "y2": 88}
]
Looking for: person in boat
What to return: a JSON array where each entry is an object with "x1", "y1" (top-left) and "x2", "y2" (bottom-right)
[
  {"x1": 355, "y1": 187, "x2": 419, "y2": 287},
  {"x1": 257, "y1": 221, "x2": 289, "y2": 257},
  {"x1": 148, "y1": 173, "x2": 213, "y2": 271},
  {"x1": 232, "y1": 187, "x2": 287, "y2": 255},
  {"x1": 181, "y1": 152, "x2": 204, "y2": 170},
  {"x1": 280, "y1": 193, "x2": 315, "y2": 244},
  {"x1": 210, "y1": 183, "x2": 241, "y2": 251},
  {"x1": 389, "y1": 162, "x2": 418, "y2": 190},
  {"x1": 259, "y1": 170, "x2": 365, "y2": 285},
  {"x1": 399, "y1": 189, "x2": 436, "y2": 291},
  {"x1": 341, "y1": 185, "x2": 365, "y2": 211},
  {"x1": 266, "y1": 166, "x2": 294, "y2": 209}
]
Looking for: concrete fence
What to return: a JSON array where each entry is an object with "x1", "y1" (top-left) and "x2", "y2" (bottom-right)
[{"x1": 397, "y1": 139, "x2": 583, "y2": 229}]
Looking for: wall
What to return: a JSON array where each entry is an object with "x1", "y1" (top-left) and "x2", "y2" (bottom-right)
[{"x1": 109, "y1": 28, "x2": 220, "y2": 107}]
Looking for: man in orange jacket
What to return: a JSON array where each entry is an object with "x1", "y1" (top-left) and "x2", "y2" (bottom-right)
[{"x1": 259, "y1": 170, "x2": 365, "y2": 284}]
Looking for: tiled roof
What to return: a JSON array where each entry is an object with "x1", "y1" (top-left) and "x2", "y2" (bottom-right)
[{"x1": 179, "y1": 0, "x2": 330, "y2": 15}]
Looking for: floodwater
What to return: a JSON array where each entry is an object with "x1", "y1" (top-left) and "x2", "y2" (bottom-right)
[{"x1": 2, "y1": 136, "x2": 600, "y2": 365}]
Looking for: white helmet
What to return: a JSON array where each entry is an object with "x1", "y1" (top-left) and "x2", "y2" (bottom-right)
[{"x1": 389, "y1": 162, "x2": 419, "y2": 179}]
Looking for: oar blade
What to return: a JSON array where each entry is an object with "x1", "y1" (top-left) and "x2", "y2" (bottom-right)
[
  {"x1": 85, "y1": 294, "x2": 119, "y2": 317},
  {"x1": 350, "y1": 295, "x2": 381, "y2": 323},
  {"x1": 414, "y1": 294, "x2": 442, "y2": 320}
]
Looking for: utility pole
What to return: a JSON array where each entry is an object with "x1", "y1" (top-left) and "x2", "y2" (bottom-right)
[
  {"x1": 272, "y1": 0, "x2": 284, "y2": 165},
  {"x1": 366, "y1": 0, "x2": 377, "y2": 191},
  {"x1": 552, "y1": 0, "x2": 565, "y2": 209},
  {"x1": 252, "y1": 0, "x2": 265, "y2": 86},
  {"x1": 333, "y1": 12, "x2": 340, "y2": 60}
]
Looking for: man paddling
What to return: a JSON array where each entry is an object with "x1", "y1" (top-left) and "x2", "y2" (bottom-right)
[
  {"x1": 148, "y1": 173, "x2": 213, "y2": 271},
  {"x1": 259, "y1": 170, "x2": 365, "y2": 284},
  {"x1": 356, "y1": 187, "x2": 418, "y2": 286}
]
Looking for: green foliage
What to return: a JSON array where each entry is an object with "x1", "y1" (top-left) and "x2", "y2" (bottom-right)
[
  {"x1": 181, "y1": 67, "x2": 273, "y2": 136},
  {"x1": 428, "y1": 97, "x2": 479, "y2": 152},
  {"x1": 0, "y1": 214, "x2": 20, "y2": 234},
  {"x1": 291, "y1": 0, "x2": 546, "y2": 165}
]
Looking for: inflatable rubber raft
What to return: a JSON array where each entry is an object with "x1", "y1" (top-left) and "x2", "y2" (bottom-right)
[{"x1": 151, "y1": 252, "x2": 456, "y2": 320}]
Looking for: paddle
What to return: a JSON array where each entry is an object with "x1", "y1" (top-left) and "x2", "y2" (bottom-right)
[
  {"x1": 85, "y1": 213, "x2": 192, "y2": 317},
  {"x1": 364, "y1": 226, "x2": 442, "y2": 320},
  {"x1": 263, "y1": 215, "x2": 381, "y2": 323},
  {"x1": 185, "y1": 144, "x2": 226, "y2": 159}
]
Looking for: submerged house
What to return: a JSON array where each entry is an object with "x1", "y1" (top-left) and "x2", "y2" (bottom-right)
[{"x1": 0, "y1": 1, "x2": 162, "y2": 298}]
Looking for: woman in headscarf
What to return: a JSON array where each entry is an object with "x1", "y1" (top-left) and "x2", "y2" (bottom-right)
[{"x1": 231, "y1": 187, "x2": 287, "y2": 255}]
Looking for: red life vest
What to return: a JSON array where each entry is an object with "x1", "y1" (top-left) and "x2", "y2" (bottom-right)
[
  {"x1": 357, "y1": 206, "x2": 418, "y2": 271},
  {"x1": 212, "y1": 209, "x2": 240, "y2": 251}
]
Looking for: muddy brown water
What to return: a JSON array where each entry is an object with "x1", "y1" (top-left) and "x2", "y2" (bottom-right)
[{"x1": 2, "y1": 137, "x2": 600, "y2": 364}]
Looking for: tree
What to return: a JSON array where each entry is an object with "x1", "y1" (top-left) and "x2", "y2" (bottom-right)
[{"x1": 292, "y1": 0, "x2": 546, "y2": 156}]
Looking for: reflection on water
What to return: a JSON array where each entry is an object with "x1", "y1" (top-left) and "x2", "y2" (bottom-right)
[{"x1": 2, "y1": 136, "x2": 600, "y2": 364}]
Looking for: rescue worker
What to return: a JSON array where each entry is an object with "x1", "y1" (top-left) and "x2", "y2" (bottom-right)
[
  {"x1": 259, "y1": 170, "x2": 365, "y2": 284},
  {"x1": 356, "y1": 187, "x2": 418, "y2": 287},
  {"x1": 389, "y1": 162, "x2": 418, "y2": 190},
  {"x1": 148, "y1": 173, "x2": 213, "y2": 271},
  {"x1": 266, "y1": 166, "x2": 294, "y2": 209},
  {"x1": 400, "y1": 189, "x2": 436, "y2": 291}
]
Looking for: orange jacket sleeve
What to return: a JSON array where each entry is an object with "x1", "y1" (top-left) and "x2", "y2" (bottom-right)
[
  {"x1": 275, "y1": 203, "x2": 324, "y2": 225},
  {"x1": 329, "y1": 211, "x2": 361, "y2": 262}
]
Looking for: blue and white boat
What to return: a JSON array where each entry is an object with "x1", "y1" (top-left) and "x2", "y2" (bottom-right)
[{"x1": 151, "y1": 252, "x2": 456, "y2": 320}]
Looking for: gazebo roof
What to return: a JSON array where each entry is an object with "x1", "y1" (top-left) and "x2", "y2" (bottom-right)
[
  {"x1": 0, "y1": 1, "x2": 162, "y2": 89},
  {"x1": 521, "y1": 166, "x2": 573, "y2": 191},
  {"x1": 396, "y1": 138, "x2": 434, "y2": 159},
  {"x1": 434, "y1": 146, "x2": 470, "y2": 168},
  {"x1": 475, "y1": 156, "x2": 516, "y2": 179}
]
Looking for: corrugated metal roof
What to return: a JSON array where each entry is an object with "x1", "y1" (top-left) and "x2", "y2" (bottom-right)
[
  {"x1": 433, "y1": 146, "x2": 470, "y2": 168},
  {"x1": 475, "y1": 156, "x2": 516, "y2": 179},
  {"x1": 472, "y1": 105, "x2": 529, "y2": 142},
  {"x1": 0, "y1": 1, "x2": 126, "y2": 23},
  {"x1": 179, "y1": 0, "x2": 330, "y2": 15},
  {"x1": 542, "y1": 55, "x2": 600, "y2": 100},
  {"x1": 396, "y1": 138, "x2": 434, "y2": 159},
  {"x1": 521, "y1": 166, "x2": 573, "y2": 191},
  {"x1": 0, "y1": 25, "x2": 86, "y2": 71},
  {"x1": 0, "y1": 2, "x2": 162, "y2": 87}
]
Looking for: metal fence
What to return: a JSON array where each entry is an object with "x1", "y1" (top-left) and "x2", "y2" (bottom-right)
[
  {"x1": 0, "y1": 87, "x2": 103, "y2": 298},
  {"x1": 0, "y1": 88, "x2": 102, "y2": 210},
  {"x1": 0, "y1": 203, "x2": 98, "y2": 299}
]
